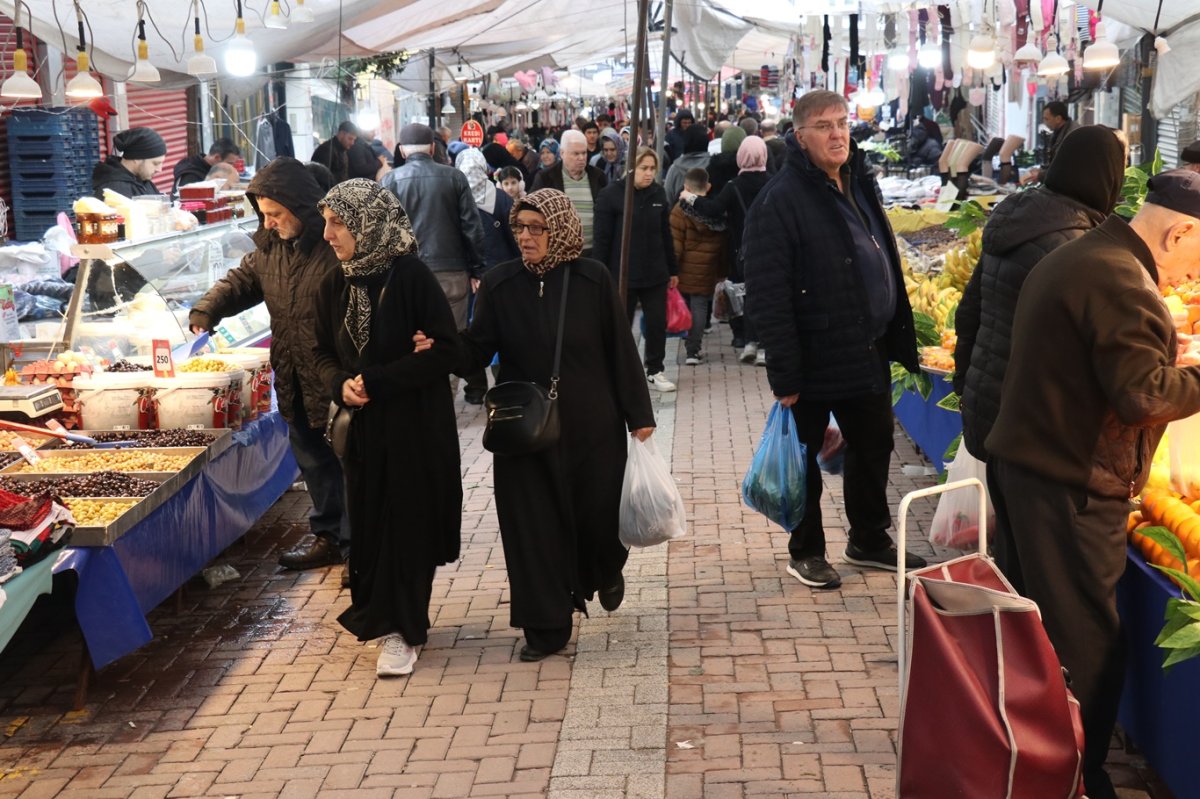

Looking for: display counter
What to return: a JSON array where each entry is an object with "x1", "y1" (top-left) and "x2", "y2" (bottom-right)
[{"x1": 892, "y1": 371, "x2": 960, "y2": 470}]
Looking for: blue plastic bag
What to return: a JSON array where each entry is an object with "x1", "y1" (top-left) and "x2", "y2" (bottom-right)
[{"x1": 741, "y1": 402, "x2": 808, "y2": 530}]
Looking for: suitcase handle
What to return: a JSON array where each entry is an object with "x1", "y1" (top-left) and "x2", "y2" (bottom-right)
[{"x1": 896, "y1": 478, "x2": 989, "y2": 685}]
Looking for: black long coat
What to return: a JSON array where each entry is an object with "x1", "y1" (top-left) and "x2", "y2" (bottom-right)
[
  {"x1": 312, "y1": 254, "x2": 462, "y2": 645},
  {"x1": 462, "y1": 258, "x2": 655, "y2": 632}
]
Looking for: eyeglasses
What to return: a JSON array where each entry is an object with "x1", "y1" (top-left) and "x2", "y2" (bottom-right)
[
  {"x1": 800, "y1": 119, "x2": 851, "y2": 134},
  {"x1": 512, "y1": 222, "x2": 548, "y2": 236}
]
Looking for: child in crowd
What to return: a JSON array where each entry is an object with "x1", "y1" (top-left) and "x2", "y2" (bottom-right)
[
  {"x1": 495, "y1": 166, "x2": 525, "y2": 201},
  {"x1": 669, "y1": 167, "x2": 727, "y2": 365}
]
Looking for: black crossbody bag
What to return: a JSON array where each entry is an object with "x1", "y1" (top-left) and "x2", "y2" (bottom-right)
[{"x1": 482, "y1": 266, "x2": 570, "y2": 456}]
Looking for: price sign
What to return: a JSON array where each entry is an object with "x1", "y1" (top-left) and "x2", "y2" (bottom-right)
[
  {"x1": 461, "y1": 120, "x2": 485, "y2": 148},
  {"x1": 152, "y1": 338, "x2": 175, "y2": 378},
  {"x1": 44, "y1": 419, "x2": 68, "y2": 434},
  {"x1": 11, "y1": 435, "x2": 41, "y2": 466}
]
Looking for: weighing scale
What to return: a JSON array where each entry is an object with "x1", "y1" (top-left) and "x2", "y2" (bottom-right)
[{"x1": 0, "y1": 385, "x2": 64, "y2": 422}]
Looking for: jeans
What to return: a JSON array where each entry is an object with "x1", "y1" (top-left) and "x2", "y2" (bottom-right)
[
  {"x1": 287, "y1": 391, "x2": 349, "y2": 553},
  {"x1": 626, "y1": 281, "x2": 668, "y2": 375},
  {"x1": 684, "y1": 292, "x2": 708, "y2": 357}
]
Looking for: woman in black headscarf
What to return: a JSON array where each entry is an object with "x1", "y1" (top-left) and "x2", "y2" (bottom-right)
[
  {"x1": 952, "y1": 125, "x2": 1127, "y2": 586},
  {"x1": 459, "y1": 188, "x2": 656, "y2": 661},
  {"x1": 311, "y1": 179, "x2": 462, "y2": 678}
]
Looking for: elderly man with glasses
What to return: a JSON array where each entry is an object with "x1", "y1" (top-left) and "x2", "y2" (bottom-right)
[{"x1": 742, "y1": 90, "x2": 924, "y2": 590}]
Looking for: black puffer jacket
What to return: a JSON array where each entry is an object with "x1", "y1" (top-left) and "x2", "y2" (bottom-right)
[
  {"x1": 953, "y1": 189, "x2": 1104, "y2": 459},
  {"x1": 592, "y1": 177, "x2": 679, "y2": 288},
  {"x1": 744, "y1": 139, "x2": 917, "y2": 400},
  {"x1": 188, "y1": 157, "x2": 341, "y2": 429},
  {"x1": 92, "y1": 157, "x2": 159, "y2": 197}
]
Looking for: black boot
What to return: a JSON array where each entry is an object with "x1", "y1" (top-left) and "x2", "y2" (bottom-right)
[{"x1": 278, "y1": 534, "x2": 342, "y2": 570}]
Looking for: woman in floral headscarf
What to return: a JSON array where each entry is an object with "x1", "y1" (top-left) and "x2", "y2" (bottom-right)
[
  {"x1": 311, "y1": 179, "x2": 462, "y2": 679},
  {"x1": 459, "y1": 188, "x2": 656, "y2": 662},
  {"x1": 537, "y1": 137, "x2": 560, "y2": 171}
]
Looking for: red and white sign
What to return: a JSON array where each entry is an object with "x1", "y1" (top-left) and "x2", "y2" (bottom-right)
[
  {"x1": 151, "y1": 339, "x2": 175, "y2": 378},
  {"x1": 461, "y1": 120, "x2": 485, "y2": 148}
]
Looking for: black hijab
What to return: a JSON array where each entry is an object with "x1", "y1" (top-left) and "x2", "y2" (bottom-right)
[{"x1": 1043, "y1": 125, "x2": 1126, "y2": 216}]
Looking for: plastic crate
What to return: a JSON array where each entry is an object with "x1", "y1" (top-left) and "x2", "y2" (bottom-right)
[
  {"x1": 12, "y1": 195, "x2": 71, "y2": 213},
  {"x1": 11, "y1": 175, "x2": 75, "y2": 192},
  {"x1": 12, "y1": 210, "x2": 63, "y2": 242},
  {"x1": 7, "y1": 137, "x2": 75, "y2": 158}
]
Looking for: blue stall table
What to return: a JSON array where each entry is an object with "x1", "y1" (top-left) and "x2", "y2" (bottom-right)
[
  {"x1": 51, "y1": 410, "x2": 298, "y2": 670},
  {"x1": 1118, "y1": 548, "x2": 1200, "y2": 799},
  {"x1": 893, "y1": 370, "x2": 962, "y2": 470}
]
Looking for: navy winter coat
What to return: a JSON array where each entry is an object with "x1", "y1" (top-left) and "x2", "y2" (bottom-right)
[{"x1": 743, "y1": 140, "x2": 918, "y2": 401}]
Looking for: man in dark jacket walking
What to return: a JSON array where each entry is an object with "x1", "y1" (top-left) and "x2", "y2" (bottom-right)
[
  {"x1": 986, "y1": 170, "x2": 1200, "y2": 799},
  {"x1": 953, "y1": 126, "x2": 1126, "y2": 576},
  {"x1": 531, "y1": 130, "x2": 607, "y2": 256},
  {"x1": 744, "y1": 90, "x2": 924, "y2": 590},
  {"x1": 188, "y1": 157, "x2": 348, "y2": 575},
  {"x1": 381, "y1": 124, "x2": 486, "y2": 398}
]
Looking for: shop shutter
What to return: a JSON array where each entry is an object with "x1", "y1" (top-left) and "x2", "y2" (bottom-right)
[
  {"x1": 1156, "y1": 102, "x2": 1192, "y2": 169},
  {"x1": 123, "y1": 86, "x2": 190, "y2": 195}
]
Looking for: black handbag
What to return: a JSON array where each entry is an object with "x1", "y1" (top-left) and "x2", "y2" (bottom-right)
[
  {"x1": 482, "y1": 266, "x2": 570, "y2": 456},
  {"x1": 324, "y1": 401, "x2": 356, "y2": 459}
]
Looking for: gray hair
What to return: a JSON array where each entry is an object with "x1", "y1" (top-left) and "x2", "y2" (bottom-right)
[
  {"x1": 560, "y1": 129, "x2": 587, "y2": 151},
  {"x1": 740, "y1": 117, "x2": 759, "y2": 136},
  {"x1": 792, "y1": 90, "x2": 849, "y2": 128}
]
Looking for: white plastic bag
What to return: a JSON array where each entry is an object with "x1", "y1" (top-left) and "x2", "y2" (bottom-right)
[
  {"x1": 619, "y1": 437, "x2": 687, "y2": 547},
  {"x1": 930, "y1": 444, "x2": 995, "y2": 550}
]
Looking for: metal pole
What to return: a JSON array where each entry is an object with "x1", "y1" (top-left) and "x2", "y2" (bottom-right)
[
  {"x1": 428, "y1": 49, "x2": 438, "y2": 127},
  {"x1": 655, "y1": 0, "x2": 673, "y2": 172},
  {"x1": 618, "y1": 0, "x2": 652, "y2": 305}
]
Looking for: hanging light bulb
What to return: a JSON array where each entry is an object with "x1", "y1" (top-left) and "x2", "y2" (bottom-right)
[
  {"x1": 1014, "y1": 38, "x2": 1043, "y2": 63},
  {"x1": 225, "y1": 1, "x2": 258, "y2": 77},
  {"x1": 130, "y1": 16, "x2": 160, "y2": 83},
  {"x1": 1, "y1": 3, "x2": 42, "y2": 99},
  {"x1": 917, "y1": 42, "x2": 941, "y2": 68},
  {"x1": 187, "y1": 2, "x2": 217, "y2": 78},
  {"x1": 441, "y1": 95, "x2": 456, "y2": 115},
  {"x1": 264, "y1": 1, "x2": 287, "y2": 30},
  {"x1": 292, "y1": 0, "x2": 314, "y2": 23},
  {"x1": 888, "y1": 49, "x2": 910, "y2": 71},
  {"x1": 66, "y1": 4, "x2": 102, "y2": 99},
  {"x1": 1083, "y1": 24, "x2": 1120, "y2": 69},
  {"x1": 967, "y1": 35, "x2": 996, "y2": 69},
  {"x1": 1037, "y1": 50, "x2": 1069, "y2": 76}
]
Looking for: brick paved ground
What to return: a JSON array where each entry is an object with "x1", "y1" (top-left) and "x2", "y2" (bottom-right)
[{"x1": 0, "y1": 337, "x2": 1175, "y2": 798}]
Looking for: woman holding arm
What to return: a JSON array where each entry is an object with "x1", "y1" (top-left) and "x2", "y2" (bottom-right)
[{"x1": 311, "y1": 179, "x2": 463, "y2": 678}]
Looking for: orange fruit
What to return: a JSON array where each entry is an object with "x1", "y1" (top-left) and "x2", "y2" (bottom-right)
[{"x1": 1128, "y1": 512, "x2": 1144, "y2": 533}]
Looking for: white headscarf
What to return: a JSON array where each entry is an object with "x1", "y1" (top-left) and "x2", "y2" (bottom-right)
[{"x1": 455, "y1": 148, "x2": 496, "y2": 215}]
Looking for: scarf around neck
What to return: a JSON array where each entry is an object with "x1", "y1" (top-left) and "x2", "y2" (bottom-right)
[
  {"x1": 317, "y1": 179, "x2": 419, "y2": 354},
  {"x1": 511, "y1": 189, "x2": 583, "y2": 277}
]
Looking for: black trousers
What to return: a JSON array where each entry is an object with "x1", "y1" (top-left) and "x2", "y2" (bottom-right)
[
  {"x1": 786, "y1": 382, "x2": 895, "y2": 560},
  {"x1": 625, "y1": 281, "x2": 668, "y2": 375},
  {"x1": 989, "y1": 457, "x2": 1127, "y2": 799}
]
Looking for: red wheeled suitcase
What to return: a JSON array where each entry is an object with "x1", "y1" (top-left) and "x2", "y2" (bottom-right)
[{"x1": 895, "y1": 478, "x2": 1086, "y2": 799}]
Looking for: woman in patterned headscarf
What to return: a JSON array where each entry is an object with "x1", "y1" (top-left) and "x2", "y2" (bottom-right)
[
  {"x1": 311, "y1": 179, "x2": 463, "y2": 679},
  {"x1": 457, "y1": 188, "x2": 656, "y2": 662}
]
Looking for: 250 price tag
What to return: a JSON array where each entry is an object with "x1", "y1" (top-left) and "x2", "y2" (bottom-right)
[{"x1": 151, "y1": 339, "x2": 175, "y2": 378}]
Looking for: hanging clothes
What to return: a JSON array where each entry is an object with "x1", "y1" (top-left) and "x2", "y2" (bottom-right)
[
  {"x1": 255, "y1": 117, "x2": 277, "y2": 170},
  {"x1": 271, "y1": 110, "x2": 295, "y2": 159}
]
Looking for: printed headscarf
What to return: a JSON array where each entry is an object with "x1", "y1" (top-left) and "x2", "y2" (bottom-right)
[
  {"x1": 737, "y1": 135, "x2": 768, "y2": 173},
  {"x1": 456, "y1": 147, "x2": 497, "y2": 214},
  {"x1": 538, "y1": 138, "x2": 560, "y2": 163},
  {"x1": 317, "y1": 179, "x2": 419, "y2": 354},
  {"x1": 593, "y1": 127, "x2": 626, "y2": 182},
  {"x1": 510, "y1": 189, "x2": 583, "y2": 277}
]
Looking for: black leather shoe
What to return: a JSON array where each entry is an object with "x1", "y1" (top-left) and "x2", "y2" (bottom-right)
[
  {"x1": 278, "y1": 535, "x2": 342, "y2": 570},
  {"x1": 519, "y1": 644, "x2": 553, "y2": 662},
  {"x1": 598, "y1": 573, "x2": 625, "y2": 612},
  {"x1": 464, "y1": 391, "x2": 485, "y2": 405},
  {"x1": 843, "y1": 543, "x2": 927, "y2": 572},
  {"x1": 340, "y1": 565, "x2": 350, "y2": 588}
]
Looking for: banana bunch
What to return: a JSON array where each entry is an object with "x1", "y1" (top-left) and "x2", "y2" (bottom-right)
[
  {"x1": 910, "y1": 282, "x2": 962, "y2": 333},
  {"x1": 941, "y1": 247, "x2": 974, "y2": 291},
  {"x1": 966, "y1": 228, "x2": 983, "y2": 261}
]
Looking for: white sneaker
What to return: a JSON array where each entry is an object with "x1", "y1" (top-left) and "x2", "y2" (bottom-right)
[
  {"x1": 376, "y1": 632, "x2": 416, "y2": 677},
  {"x1": 739, "y1": 343, "x2": 758, "y2": 363},
  {"x1": 684, "y1": 352, "x2": 704, "y2": 365},
  {"x1": 755, "y1": 349, "x2": 767, "y2": 367},
  {"x1": 648, "y1": 372, "x2": 677, "y2": 392}
]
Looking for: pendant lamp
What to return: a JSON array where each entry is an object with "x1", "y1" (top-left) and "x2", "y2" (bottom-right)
[
  {"x1": 1, "y1": 2, "x2": 42, "y2": 99},
  {"x1": 187, "y1": 1, "x2": 217, "y2": 78},
  {"x1": 65, "y1": 2, "x2": 102, "y2": 99},
  {"x1": 225, "y1": 0, "x2": 258, "y2": 77}
]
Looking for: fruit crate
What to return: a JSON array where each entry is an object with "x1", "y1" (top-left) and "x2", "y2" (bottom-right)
[{"x1": 12, "y1": 209, "x2": 64, "y2": 242}]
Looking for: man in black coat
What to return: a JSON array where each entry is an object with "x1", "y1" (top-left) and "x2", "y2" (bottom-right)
[
  {"x1": 744, "y1": 90, "x2": 924, "y2": 590},
  {"x1": 311, "y1": 121, "x2": 357, "y2": 184},
  {"x1": 189, "y1": 158, "x2": 349, "y2": 577},
  {"x1": 172, "y1": 137, "x2": 241, "y2": 195}
]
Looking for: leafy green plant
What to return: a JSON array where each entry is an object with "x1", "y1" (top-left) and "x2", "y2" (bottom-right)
[
  {"x1": 891, "y1": 361, "x2": 932, "y2": 405},
  {"x1": 912, "y1": 311, "x2": 939, "y2": 347},
  {"x1": 1115, "y1": 148, "x2": 1164, "y2": 219},
  {"x1": 861, "y1": 140, "x2": 902, "y2": 162},
  {"x1": 1136, "y1": 525, "x2": 1200, "y2": 670},
  {"x1": 944, "y1": 200, "x2": 988, "y2": 237}
]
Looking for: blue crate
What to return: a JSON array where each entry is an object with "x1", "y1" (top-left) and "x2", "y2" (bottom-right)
[
  {"x1": 10, "y1": 150, "x2": 77, "y2": 170},
  {"x1": 12, "y1": 195, "x2": 71, "y2": 213},
  {"x1": 11, "y1": 176, "x2": 75, "y2": 193},
  {"x1": 12, "y1": 210, "x2": 63, "y2": 242},
  {"x1": 8, "y1": 139, "x2": 75, "y2": 159}
]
